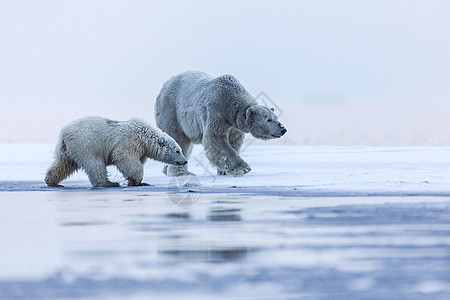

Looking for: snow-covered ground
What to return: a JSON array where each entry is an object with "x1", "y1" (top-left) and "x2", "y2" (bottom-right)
[
  {"x1": 1, "y1": 144, "x2": 450, "y2": 299},
  {"x1": 2, "y1": 144, "x2": 450, "y2": 196}
]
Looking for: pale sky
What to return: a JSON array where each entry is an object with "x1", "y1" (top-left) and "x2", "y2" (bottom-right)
[{"x1": 1, "y1": 0, "x2": 449, "y2": 145}]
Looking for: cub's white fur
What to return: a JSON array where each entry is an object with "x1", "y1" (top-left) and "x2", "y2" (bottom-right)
[{"x1": 45, "y1": 116, "x2": 187, "y2": 187}]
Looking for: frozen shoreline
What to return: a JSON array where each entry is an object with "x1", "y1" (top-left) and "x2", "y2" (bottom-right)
[
  {"x1": 3, "y1": 180, "x2": 450, "y2": 198},
  {"x1": 1, "y1": 145, "x2": 450, "y2": 299},
  {"x1": 1, "y1": 144, "x2": 450, "y2": 197}
]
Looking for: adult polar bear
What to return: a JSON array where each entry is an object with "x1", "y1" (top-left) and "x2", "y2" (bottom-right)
[
  {"x1": 155, "y1": 71, "x2": 287, "y2": 177},
  {"x1": 45, "y1": 116, "x2": 187, "y2": 187}
]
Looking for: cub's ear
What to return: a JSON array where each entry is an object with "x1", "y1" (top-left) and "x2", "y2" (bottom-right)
[
  {"x1": 158, "y1": 137, "x2": 166, "y2": 145},
  {"x1": 270, "y1": 107, "x2": 275, "y2": 112}
]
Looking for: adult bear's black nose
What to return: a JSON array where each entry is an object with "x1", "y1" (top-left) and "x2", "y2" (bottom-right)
[
  {"x1": 278, "y1": 122, "x2": 287, "y2": 135},
  {"x1": 177, "y1": 160, "x2": 188, "y2": 166}
]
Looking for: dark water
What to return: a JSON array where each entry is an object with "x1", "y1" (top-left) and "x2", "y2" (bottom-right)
[{"x1": 0, "y1": 191, "x2": 449, "y2": 299}]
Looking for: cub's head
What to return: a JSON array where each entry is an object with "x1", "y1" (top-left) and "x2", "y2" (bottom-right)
[
  {"x1": 246, "y1": 106, "x2": 287, "y2": 140},
  {"x1": 155, "y1": 135, "x2": 188, "y2": 166}
]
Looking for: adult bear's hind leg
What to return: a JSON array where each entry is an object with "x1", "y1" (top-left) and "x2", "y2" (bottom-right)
[
  {"x1": 163, "y1": 131, "x2": 195, "y2": 177},
  {"x1": 156, "y1": 99, "x2": 194, "y2": 177},
  {"x1": 163, "y1": 131, "x2": 194, "y2": 176}
]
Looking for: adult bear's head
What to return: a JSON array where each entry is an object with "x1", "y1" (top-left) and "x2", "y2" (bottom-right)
[{"x1": 245, "y1": 106, "x2": 287, "y2": 140}]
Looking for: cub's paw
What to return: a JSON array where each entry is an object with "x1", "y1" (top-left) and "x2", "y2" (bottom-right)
[
  {"x1": 97, "y1": 181, "x2": 120, "y2": 188},
  {"x1": 128, "y1": 182, "x2": 150, "y2": 187},
  {"x1": 47, "y1": 183, "x2": 64, "y2": 188}
]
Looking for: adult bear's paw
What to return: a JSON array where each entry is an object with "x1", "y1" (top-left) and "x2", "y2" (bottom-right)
[
  {"x1": 228, "y1": 160, "x2": 251, "y2": 177},
  {"x1": 165, "y1": 164, "x2": 195, "y2": 177}
]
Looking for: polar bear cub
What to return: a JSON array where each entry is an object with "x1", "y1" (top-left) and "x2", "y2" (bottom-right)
[{"x1": 45, "y1": 116, "x2": 187, "y2": 187}]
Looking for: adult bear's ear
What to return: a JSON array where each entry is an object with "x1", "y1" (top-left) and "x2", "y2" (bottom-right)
[
  {"x1": 158, "y1": 137, "x2": 166, "y2": 145},
  {"x1": 270, "y1": 107, "x2": 275, "y2": 112},
  {"x1": 246, "y1": 107, "x2": 255, "y2": 122}
]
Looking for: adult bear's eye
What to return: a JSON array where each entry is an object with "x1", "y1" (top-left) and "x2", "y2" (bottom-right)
[
  {"x1": 267, "y1": 119, "x2": 272, "y2": 122},
  {"x1": 176, "y1": 150, "x2": 180, "y2": 154}
]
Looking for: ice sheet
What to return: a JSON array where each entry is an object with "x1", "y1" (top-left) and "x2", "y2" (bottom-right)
[
  {"x1": 1, "y1": 144, "x2": 450, "y2": 196},
  {"x1": 0, "y1": 145, "x2": 450, "y2": 299}
]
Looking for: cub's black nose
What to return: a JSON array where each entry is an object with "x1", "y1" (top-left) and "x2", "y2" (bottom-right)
[
  {"x1": 177, "y1": 160, "x2": 188, "y2": 166},
  {"x1": 281, "y1": 128, "x2": 287, "y2": 135}
]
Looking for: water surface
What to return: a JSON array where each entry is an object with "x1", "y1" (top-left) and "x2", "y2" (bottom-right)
[{"x1": 0, "y1": 191, "x2": 449, "y2": 299}]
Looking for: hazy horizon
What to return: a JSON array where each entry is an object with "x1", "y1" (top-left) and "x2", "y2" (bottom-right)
[{"x1": 1, "y1": 1, "x2": 449, "y2": 145}]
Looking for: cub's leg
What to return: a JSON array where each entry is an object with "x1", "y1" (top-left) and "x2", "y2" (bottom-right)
[
  {"x1": 115, "y1": 158, "x2": 149, "y2": 186},
  {"x1": 82, "y1": 159, "x2": 119, "y2": 188},
  {"x1": 45, "y1": 156, "x2": 79, "y2": 187}
]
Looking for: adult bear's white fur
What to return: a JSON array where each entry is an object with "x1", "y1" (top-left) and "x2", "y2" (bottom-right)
[
  {"x1": 45, "y1": 116, "x2": 187, "y2": 187},
  {"x1": 155, "y1": 71, "x2": 287, "y2": 177}
]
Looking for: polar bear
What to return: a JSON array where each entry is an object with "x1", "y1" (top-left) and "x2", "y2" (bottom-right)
[
  {"x1": 45, "y1": 116, "x2": 187, "y2": 187},
  {"x1": 155, "y1": 71, "x2": 287, "y2": 177}
]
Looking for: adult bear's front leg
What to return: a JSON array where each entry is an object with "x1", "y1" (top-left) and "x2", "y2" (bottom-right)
[{"x1": 203, "y1": 132, "x2": 251, "y2": 177}]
